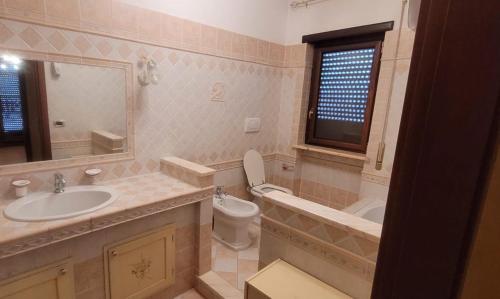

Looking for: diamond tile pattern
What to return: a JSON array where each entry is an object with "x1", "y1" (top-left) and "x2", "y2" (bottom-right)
[
  {"x1": 47, "y1": 31, "x2": 67, "y2": 51},
  {"x1": 19, "y1": 27, "x2": 42, "y2": 48},
  {"x1": 0, "y1": 18, "x2": 283, "y2": 197},
  {"x1": 263, "y1": 202, "x2": 379, "y2": 260},
  {"x1": 0, "y1": 23, "x2": 14, "y2": 43}
]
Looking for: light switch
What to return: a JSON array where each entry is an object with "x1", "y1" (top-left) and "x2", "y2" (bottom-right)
[
  {"x1": 244, "y1": 117, "x2": 261, "y2": 133},
  {"x1": 53, "y1": 120, "x2": 65, "y2": 127}
]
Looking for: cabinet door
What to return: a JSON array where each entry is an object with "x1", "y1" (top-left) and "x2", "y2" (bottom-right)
[
  {"x1": 105, "y1": 224, "x2": 175, "y2": 299},
  {"x1": 0, "y1": 259, "x2": 75, "y2": 299}
]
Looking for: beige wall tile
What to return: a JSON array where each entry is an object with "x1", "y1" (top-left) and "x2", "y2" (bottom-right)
[
  {"x1": 182, "y1": 19, "x2": 201, "y2": 50},
  {"x1": 285, "y1": 245, "x2": 372, "y2": 299},
  {"x1": 269, "y1": 42, "x2": 285, "y2": 64},
  {"x1": 4, "y1": 0, "x2": 45, "y2": 21},
  {"x1": 244, "y1": 36, "x2": 258, "y2": 59},
  {"x1": 256, "y1": 39, "x2": 270, "y2": 63},
  {"x1": 200, "y1": 25, "x2": 217, "y2": 54},
  {"x1": 230, "y1": 33, "x2": 245, "y2": 59},
  {"x1": 216, "y1": 29, "x2": 232, "y2": 57},
  {"x1": 111, "y1": 1, "x2": 137, "y2": 39},
  {"x1": 46, "y1": 0, "x2": 80, "y2": 27},
  {"x1": 137, "y1": 8, "x2": 162, "y2": 42},
  {"x1": 161, "y1": 13, "x2": 182, "y2": 44},
  {"x1": 80, "y1": 0, "x2": 111, "y2": 32}
]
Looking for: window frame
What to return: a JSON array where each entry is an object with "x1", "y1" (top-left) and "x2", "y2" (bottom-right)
[{"x1": 304, "y1": 25, "x2": 389, "y2": 153}]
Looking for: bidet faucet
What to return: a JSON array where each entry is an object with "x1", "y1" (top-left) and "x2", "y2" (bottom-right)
[
  {"x1": 54, "y1": 173, "x2": 66, "y2": 193},
  {"x1": 215, "y1": 185, "x2": 226, "y2": 198}
]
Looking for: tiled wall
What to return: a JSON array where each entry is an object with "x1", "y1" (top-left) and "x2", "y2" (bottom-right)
[
  {"x1": 260, "y1": 193, "x2": 380, "y2": 298},
  {"x1": 0, "y1": 12, "x2": 282, "y2": 196},
  {"x1": 0, "y1": 1, "x2": 414, "y2": 211},
  {"x1": 268, "y1": 4, "x2": 415, "y2": 207},
  {"x1": 0, "y1": 0, "x2": 285, "y2": 66}
]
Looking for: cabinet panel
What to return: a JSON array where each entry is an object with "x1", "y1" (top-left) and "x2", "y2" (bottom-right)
[
  {"x1": 104, "y1": 224, "x2": 175, "y2": 299},
  {"x1": 0, "y1": 259, "x2": 75, "y2": 299}
]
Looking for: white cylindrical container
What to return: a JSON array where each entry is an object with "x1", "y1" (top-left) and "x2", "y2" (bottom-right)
[
  {"x1": 84, "y1": 168, "x2": 102, "y2": 184},
  {"x1": 12, "y1": 180, "x2": 31, "y2": 198}
]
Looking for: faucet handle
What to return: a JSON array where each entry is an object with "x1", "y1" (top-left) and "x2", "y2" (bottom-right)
[{"x1": 215, "y1": 186, "x2": 225, "y2": 197}]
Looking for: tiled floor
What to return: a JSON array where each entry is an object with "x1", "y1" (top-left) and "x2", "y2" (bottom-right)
[
  {"x1": 174, "y1": 288, "x2": 205, "y2": 299},
  {"x1": 211, "y1": 223, "x2": 260, "y2": 290}
]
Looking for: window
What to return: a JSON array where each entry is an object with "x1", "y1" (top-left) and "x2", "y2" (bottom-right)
[
  {"x1": 0, "y1": 65, "x2": 25, "y2": 143},
  {"x1": 304, "y1": 22, "x2": 393, "y2": 153}
]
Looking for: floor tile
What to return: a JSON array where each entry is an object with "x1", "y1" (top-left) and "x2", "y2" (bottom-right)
[
  {"x1": 238, "y1": 259, "x2": 258, "y2": 273},
  {"x1": 211, "y1": 225, "x2": 261, "y2": 290},
  {"x1": 215, "y1": 270, "x2": 238, "y2": 287},
  {"x1": 213, "y1": 257, "x2": 237, "y2": 273},
  {"x1": 238, "y1": 247, "x2": 259, "y2": 260}
]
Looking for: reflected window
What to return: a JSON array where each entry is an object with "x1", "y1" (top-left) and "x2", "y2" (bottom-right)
[{"x1": 0, "y1": 66, "x2": 24, "y2": 135}]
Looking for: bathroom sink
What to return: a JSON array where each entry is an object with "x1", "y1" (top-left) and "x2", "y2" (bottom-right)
[{"x1": 3, "y1": 186, "x2": 118, "y2": 222}]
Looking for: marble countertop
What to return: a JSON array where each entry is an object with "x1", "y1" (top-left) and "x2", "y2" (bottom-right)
[{"x1": 0, "y1": 172, "x2": 213, "y2": 258}]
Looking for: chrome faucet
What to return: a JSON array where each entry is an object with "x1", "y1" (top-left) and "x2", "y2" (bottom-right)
[
  {"x1": 214, "y1": 186, "x2": 227, "y2": 204},
  {"x1": 54, "y1": 173, "x2": 66, "y2": 193}
]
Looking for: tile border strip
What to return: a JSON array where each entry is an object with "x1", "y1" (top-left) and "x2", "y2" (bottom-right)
[
  {"x1": 0, "y1": 189, "x2": 212, "y2": 259},
  {"x1": 0, "y1": 6, "x2": 285, "y2": 68},
  {"x1": 261, "y1": 215, "x2": 376, "y2": 281}
]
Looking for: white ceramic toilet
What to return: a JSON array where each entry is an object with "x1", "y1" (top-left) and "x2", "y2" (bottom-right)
[
  {"x1": 243, "y1": 150, "x2": 293, "y2": 205},
  {"x1": 212, "y1": 193, "x2": 259, "y2": 250}
]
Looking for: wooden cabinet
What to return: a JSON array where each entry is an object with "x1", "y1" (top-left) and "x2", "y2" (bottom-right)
[
  {"x1": 0, "y1": 259, "x2": 75, "y2": 299},
  {"x1": 245, "y1": 259, "x2": 352, "y2": 299},
  {"x1": 104, "y1": 224, "x2": 175, "y2": 299}
]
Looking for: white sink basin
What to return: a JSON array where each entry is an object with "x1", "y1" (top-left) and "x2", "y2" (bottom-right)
[{"x1": 3, "y1": 186, "x2": 118, "y2": 222}]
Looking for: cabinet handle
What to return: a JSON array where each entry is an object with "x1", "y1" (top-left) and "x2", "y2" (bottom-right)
[
  {"x1": 59, "y1": 268, "x2": 67, "y2": 275},
  {"x1": 111, "y1": 250, "x2": 118, "y2": 257}
]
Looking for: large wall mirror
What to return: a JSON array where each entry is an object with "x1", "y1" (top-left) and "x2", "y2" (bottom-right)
[{"x1": 0, "y1": 52, "x2": 133, "y2": 175}]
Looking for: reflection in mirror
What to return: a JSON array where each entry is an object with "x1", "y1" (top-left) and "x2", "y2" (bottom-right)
[{"x1": 0, "y1": 55, "x2": 127, "y2": 166}]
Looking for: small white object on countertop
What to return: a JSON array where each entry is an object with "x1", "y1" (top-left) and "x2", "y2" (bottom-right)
[
  {"x1": 85, "y1": 168, "x2": 102, "y2": 176},
  {"x1": 11, "y1": 179, "x2": 31, "y2": 198},
  {"x1": 85, "y1": 168, "x2": 102, "y2": 184}
]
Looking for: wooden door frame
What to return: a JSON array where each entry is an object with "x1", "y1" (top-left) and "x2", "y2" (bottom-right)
[
  {"x1": 22, "y1": 60, "x2": 52, "y2": 161},
  {"x1": 34, "y1": 61, "x2": 52, "y2": 161},
  {"x1": 372, "y1": 0, "x2": 500, "y2": 298}
]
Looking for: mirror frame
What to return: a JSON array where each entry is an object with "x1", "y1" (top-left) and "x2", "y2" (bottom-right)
[{"x1": 0, "y1": 49, "x2": 135, "y2": 176}]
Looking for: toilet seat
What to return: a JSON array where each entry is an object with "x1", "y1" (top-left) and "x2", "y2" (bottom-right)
[
  {"x1": 243, "y1": 150, "x2": 293, "y2": 198},
  {"x1": 243, "y1": 149, "x2": 266, "y2": 187},
  {"x1": 250, "y1": 183, "x2": 292, "y2": 198}
]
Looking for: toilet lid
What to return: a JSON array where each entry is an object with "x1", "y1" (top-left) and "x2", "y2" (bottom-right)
[{"x1": 243, "y1": 149, "x2": 265, "y2": 187}]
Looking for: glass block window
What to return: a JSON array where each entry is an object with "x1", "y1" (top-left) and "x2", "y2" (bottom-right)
[
  {"x1": 0, "y1": 68, "x2": 24, "y2": 134},
  {"x1": 317, "y1": 48, "x2": 375, "y2": 123},
  {"x1": 306, "y1": 40, "x2": 382, "y2": 153}
]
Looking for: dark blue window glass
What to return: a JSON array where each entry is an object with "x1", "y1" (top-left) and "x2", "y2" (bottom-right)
[
  {"x1": 317, "y1": 48, "x2": 375, "y2": 123},
  {"x1": 0, "y1": 69, "x2": 23, "y2": 133}
]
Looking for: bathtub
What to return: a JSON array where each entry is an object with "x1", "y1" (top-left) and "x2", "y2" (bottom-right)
[{"x1": 343, "y1": 199, "x2": 386, "y2": 224}]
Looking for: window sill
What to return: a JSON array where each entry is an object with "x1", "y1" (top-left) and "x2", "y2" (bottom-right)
[{"x1": 293, "y1": 144, "x2": 368, "y2": 165}]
